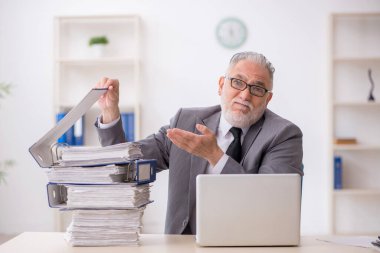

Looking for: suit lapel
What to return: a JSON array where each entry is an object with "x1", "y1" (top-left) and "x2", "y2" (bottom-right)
[{"x1": 241, "y1": 115, "x2": 264, "y2": 162}]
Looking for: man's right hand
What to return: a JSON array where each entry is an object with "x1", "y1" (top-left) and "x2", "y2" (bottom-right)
[{"x1": 95, "y1": 77, "x2": 121, "y2": 124}]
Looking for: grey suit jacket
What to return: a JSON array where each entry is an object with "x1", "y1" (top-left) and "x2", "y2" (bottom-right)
[{"x1": 96, "y1": 105, "x2": 303, "y2": 234}]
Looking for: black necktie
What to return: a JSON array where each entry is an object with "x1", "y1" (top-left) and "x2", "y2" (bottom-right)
[{"x1": 226, "y1": 127, "x2": 242, "y2": 163}]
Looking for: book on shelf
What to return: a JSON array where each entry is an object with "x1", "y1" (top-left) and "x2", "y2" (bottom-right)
[
  {"x1": 56, "y1": 112, "x2": 84, "y2": 146},
  {"x1": 334, "y1": 156, "x2": 343, "y2": 190},
  {"x1": 73, "y1": 116, "x2": 84, "y2": 145},
  {"x1": 121, "y1": 112, "x2": 135, "y2": 142},
  {"x1": 334, "y1": 138, "x2": 357, "y2": 145}
]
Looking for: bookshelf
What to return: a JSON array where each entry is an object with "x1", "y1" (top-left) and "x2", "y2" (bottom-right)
[
  {"x1": 53, "y1": 15, "x2": 141, "y2": 231},
  {"x1": 330, "y1": 13, "x2": 380, "y2": 235},
  {"x1": 54, "y1": 15, "x2": 140, "y2": 147}
]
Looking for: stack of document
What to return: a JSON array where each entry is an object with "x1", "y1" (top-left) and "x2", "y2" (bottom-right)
[
  {"x1": 48, "y1": 143, "x2": 155, "y2": 246},
  {"x1": 57, "y1": 142, "x2": 143, "y2": 167},
  {"x1": 47, "y1": 164, "x2": 129, "y2": 184},
  {"x1": 66, "y1": 184, "x2": 151, "y2": 209},
  {"x1": 65, "y1": 208, "x2": 145, "y2": 246},
  {"x1": 28, "y1": 89, "x2": 156, "y2": 247}
]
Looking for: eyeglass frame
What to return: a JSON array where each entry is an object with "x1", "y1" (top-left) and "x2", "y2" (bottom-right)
[{"x1": 225, "y1": 76, "x2": 272, "y2": 97}]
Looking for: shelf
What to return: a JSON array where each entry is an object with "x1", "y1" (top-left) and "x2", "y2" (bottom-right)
[
  {"x1": 333, "y1": 56, "x2": 380, "y2": 62},
  {"x1": 334, "y1": 144, "x2": 380, "y2": 151},
  {"x1": 58, "y1": 15, "x2": 139, "y2": 24},
  {"x1": 333, "y1": 102, "x2": 380, "y2": 107},
  {"x1": 57, "y1": 58, "x2": 138, "y2": 66},
  {"x1": 55, "y1": 14, "x2": 139, "y2": 60},
  {"x1": 331, "y1": 13, "x2": 380, "y2": 235},
  {"x1": 334, "y1": 189, "x2": 380, "y2": 196},
  {"x1": 54, "y1": 14, "x2": 141, "y2": 145}
]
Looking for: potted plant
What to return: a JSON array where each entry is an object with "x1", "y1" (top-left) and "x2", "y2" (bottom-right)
[{"x1": 88, "y1": 35, "x2": 109, "y2": 58}]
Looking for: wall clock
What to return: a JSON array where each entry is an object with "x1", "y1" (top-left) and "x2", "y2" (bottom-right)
[{"x1": 216, "y1": 17, "x2": 247, "y2": 49}]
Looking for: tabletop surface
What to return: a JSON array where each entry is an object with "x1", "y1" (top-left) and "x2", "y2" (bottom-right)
[{"x1": 0, "y1": 232, "x2": 376, "y2": 253}]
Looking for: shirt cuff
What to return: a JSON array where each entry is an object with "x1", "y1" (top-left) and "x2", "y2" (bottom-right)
[
  {"x1": 97, "y1": 115, "x2": 121, "y2": 129},
  {"x1": 208, "y1": 154, "x2": 229, "y2": 174}
]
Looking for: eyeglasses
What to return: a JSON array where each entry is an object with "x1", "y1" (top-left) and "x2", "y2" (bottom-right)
[{"x1": 225, "y1": 76, "x2": 272, "y2": 97}]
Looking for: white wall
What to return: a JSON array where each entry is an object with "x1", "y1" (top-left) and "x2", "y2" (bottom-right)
[{"x1": 0, "y1": 0, "x2": 379, "y2": 236}]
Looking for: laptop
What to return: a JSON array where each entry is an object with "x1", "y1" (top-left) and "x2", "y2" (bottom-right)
[{"x1": 196, "y1": 174, "x2": 301, "y2": 246}]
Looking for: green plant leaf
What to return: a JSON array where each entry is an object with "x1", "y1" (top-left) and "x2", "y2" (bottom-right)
[
  {"x1": 89, "y1": 36, "x2": 109, "y2": 46},
  {"x1": 0, "y1": 170, "x2": 7, "y2": 185},
  {"x1": 0, "y1": 160, "x2": 14, "y2": 185},
  {"x1": 0, "y1": 82, "x2": 12, "y2": 99}
]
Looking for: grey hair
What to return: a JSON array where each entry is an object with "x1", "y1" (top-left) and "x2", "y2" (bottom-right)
[{"x1": 227, "y1": 52, "x2": 275, "y2": 87}]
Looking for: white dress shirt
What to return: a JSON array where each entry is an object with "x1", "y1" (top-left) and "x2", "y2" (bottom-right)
[{"x1": 206, "y1": 115, "x2": 247, "y2": 174}]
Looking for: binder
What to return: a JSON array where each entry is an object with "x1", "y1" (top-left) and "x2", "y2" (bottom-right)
[
  {"x1": 48, "y1": 159, "x2": 156, "y2": 185},
  {"x1": 46, "y1": 183, "x2": 153, "y2": 210},
  {"x1": 29, "y1": 88, "x2": 156, "y2": 181},
  {"x1": 334, "y1": 156, "x2": 342, "y2": 189},
  {"x1": 121, "y1": 112, "x2": 135, "y2": 142},
  {"x1": 30, "y1": 88, "x2": 108, "y2": 168}
]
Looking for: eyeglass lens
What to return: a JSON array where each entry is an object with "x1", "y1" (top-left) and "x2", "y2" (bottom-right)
[{"x1": 230, "y1": 78, "x2": 266, "y2": 97}]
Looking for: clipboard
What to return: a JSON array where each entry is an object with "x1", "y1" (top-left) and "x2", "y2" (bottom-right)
[{"x1": 29, "y1": 88, "x2": 108, "y2": 168}]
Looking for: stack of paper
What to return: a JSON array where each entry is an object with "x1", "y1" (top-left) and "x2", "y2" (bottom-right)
[
  {"x1": 66, "y1": 184, "x2": 151, "y2": 209},
  {"x1": 49, "y1": 143, "x2": 155, "y2": 247},
  {"x1": 65, "y1": 208, "x2": 145, "y2": 246},
  {"x1": 28, "y1": 89, "x2": 156, "y2": 247},
  {"x1": 57, "y1": 142, "x2": 143, "y2": 167},
  {"x1": 47, "y1": 164, "x2": 129, "y2": 184}
]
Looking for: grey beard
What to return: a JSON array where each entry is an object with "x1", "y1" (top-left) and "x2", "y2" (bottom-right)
[{"x1": 221, "y1": 99, "x2": 266, "y2": 128}]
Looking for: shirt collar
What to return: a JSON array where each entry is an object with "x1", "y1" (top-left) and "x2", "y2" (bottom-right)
[{"x1": 218, "y1": 114, "x2": 249, "y2": 138}]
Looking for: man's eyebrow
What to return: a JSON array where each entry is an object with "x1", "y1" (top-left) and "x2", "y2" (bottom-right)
[
  {"x1": 233, "y1": 73, "x2": 266, "y2": 87},
  {"x1": 253, "y1": 80, "x2": 265, "y2": 87},
  {"x1": 234, "y1": 73, "x2": 246, "y2": 80}
]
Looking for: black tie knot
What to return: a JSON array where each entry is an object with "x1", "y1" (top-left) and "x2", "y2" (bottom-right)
[{"x1": 229, "y1": 127, "x2": 242, "y2": 139}]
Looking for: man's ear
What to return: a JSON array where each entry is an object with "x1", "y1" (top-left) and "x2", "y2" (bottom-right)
[
  {"x1": 218, "y1": 76, "x2": 225, "y2": 96},
  {"x1": 265, "y1": 92, "x2": 273, "y2": 105}
]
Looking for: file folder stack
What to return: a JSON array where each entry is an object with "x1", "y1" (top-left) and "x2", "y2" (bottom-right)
[
  {"x1": 28, "y1": 89, "x2": 157, "y2": 247},
  {"x1": 46, "y1": 144, "x2": 156, "y2": 246}
]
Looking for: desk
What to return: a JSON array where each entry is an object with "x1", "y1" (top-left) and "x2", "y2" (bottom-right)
[{"x1": 0, "y1": 232, "x2": 375, "y2": 253}]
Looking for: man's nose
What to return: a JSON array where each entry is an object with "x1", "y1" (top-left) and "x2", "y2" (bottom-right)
[{"x1": 239, "y1": 87, "x2": 252, "y2": 100}]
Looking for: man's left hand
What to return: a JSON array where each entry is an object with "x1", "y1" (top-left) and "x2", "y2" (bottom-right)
[{"x1": 166, "y1": 124, "x2": 224, "y2": 166}]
